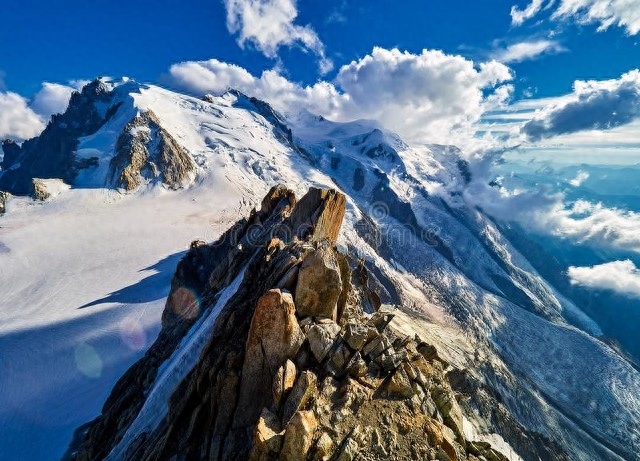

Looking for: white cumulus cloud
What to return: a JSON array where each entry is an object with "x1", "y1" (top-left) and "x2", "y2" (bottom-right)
[
  {"x1": 223, "y1": 0, "x2": 332, "y2": 73},
  {"x1": 511, "y1": 0, "x2": 640, "y2": 35},
  {"x1": 0, "y1": 92, "x2": 45, "y2": 141},
  {"x1": 568, "y1": 260, "x2": 640, "y2": 298},
  {"x1": 30, "y1": 82, "x2": 77, "y2": 120},
  {"x1": 167, "y1": 48, "x2": 513, "y2": 145},
  {"x1": 549, "y1": 200, "x2": 640, "y2": 252},
  {"x1": 0, "y1": 80, "x2": 85, "y2": 142},
  {"x1": 491, "y1": 39, "x2": 567, "y2": 63}
]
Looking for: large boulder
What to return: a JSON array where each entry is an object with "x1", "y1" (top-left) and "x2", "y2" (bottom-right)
[
  {"x1": 249, "y1": 408, "x2": 284, "y2": 461},
  {"x1": 294, "y1": 242, "x2": 343, "y2": 320},
  {"x1": 236, "y1": 289, "x2": 305, "y2": 426},
  {"x1": 280, "y1": 410, "x2": 318, "y2": 461}
]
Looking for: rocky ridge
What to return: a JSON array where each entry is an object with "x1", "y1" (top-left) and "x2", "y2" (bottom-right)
[
  {"x1": 68, "y1": 186, "x2": 512, "y2": 461},
  {"x1": 109, "y1": 110, "x2": 196, "y2": 191}
]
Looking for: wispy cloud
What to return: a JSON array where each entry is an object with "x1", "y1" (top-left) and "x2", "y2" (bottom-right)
[
  {"x1": 511, "y1": 0, "x2": 640, "y2": 35},
  {"x1": 491, "y1": 39, "x2": 567, "y2": 63},
  {"x1": 569, "y1": 170, "x2": 589, "y2": 186},
  {"x1": 510, "y1": 0, "x2": 547, "y2": 26},
  {"x1": 223, "y1": 0, "x2": 332, "y2": 74},
  {"x1": 569, "y1": 260, "x2": 640, "y2": 298}
]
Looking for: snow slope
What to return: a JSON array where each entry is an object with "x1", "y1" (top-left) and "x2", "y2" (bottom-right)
[{"x1": 1, "y1": 79, "x2": 639, "y2": 460}]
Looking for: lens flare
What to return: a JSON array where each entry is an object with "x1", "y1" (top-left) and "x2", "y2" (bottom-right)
[
  {"x1": 74, "y1": 343, "x2": 103, "y2": 379},
  {"x1": 119, "y1": 317, "x2": 147, "y2": 351},
  {"x1": 169, "y1": 287, "x2": 200, "y2": 320}
]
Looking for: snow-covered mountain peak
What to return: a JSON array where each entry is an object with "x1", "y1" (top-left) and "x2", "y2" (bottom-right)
[{"x1": 1, "y1": 78, "x2": 639, "y2": 461}]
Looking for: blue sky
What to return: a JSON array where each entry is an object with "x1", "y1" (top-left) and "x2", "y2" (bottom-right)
[
  {"x1": 1, "y1": 0, "x2": 638, "y2": 98},
  {"x1": 1, "y1": 0, "x2": 640, "y2": 159}
]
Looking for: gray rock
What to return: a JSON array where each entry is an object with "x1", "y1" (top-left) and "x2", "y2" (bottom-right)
[
  {"x1": 307, "y1": 322, "x2": 341, "y2": 362},
  {"x1": 343, "y1": 322, "x2": 377, "y2": 351}
]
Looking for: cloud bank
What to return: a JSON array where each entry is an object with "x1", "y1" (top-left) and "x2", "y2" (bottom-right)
[
  {"x1": 522, "y1": 69, "x2": 640, "y2": 140},
  {"x1": 568, "y1": 260, "x2": 640, "y2": 298},
  {"x1": 223, "y1": 0, "x2": 332, "y2": 73},
  {"x1": 511, "y1": 0, "x2": 640, "y2": 35},
  {"x1": 168, "y1": 47, "x2": 513, "y2": 145}
]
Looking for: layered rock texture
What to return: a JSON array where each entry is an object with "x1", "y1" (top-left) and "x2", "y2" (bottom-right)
[
  {"x1": 68, "y1": 186, "x2": 512, "y2": 461},
  {"x1": 109, "y1": 110, "x2": 196, "y2": 191}
]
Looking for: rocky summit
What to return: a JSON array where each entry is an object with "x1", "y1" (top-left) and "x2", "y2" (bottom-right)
[{"x1": 67, "y1": 186, "x2": 514, "y2": 461}]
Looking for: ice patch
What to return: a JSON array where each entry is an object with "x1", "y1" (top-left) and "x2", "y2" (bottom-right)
[{"x1": 105, "y1": 267, "x2": 247, "y2": 461}]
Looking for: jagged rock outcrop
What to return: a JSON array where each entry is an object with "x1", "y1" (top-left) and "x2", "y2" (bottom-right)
[
  {"x1": 109, "y1": 110, "x2": 196, "y2": 190},
  {"x1": 67, "y1": 186, "x2": 511, "y2": 461},
  {"x1": 31, "y1": 178, "x2": 51, "y2": 201},
  {"x1": 0, "y1": 191, "x2": 9, "y2": 214}
]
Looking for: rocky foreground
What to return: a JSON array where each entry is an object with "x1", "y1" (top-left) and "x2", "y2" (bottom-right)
[{"x1": 68, "y1": 186, "x2": 510, "y2": 461}]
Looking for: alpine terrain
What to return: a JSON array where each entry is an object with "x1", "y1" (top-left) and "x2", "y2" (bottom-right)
[{"x1": 1, "y1": 78, "x2": 638, "y2": 461}]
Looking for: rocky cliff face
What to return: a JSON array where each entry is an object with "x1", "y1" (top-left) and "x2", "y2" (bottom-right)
[
  {"x1": 67, "y1": 186, "x2": 516, "y2": 461},
  {"x1": 0, "y1": 79, "x2": 199, "y2": 195},
  {"x1": 0, "y1": 80, "x2": 117, "y2": 195},
  {"x1": 109, "y1": 110, "x2": 196, "y2": 191}
]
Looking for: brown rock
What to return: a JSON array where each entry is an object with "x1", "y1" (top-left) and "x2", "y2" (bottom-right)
[
  {"x1": 431, "y1": 385, "x2": 465, "y2": 441},
  {"x1": 369, "y1": 311, "x2": 394, "y2": 333},
  {"x1": 280, "y1": 410, "x2": 318, "y2": 461},
  {"x1": 261, "y1": 185, "x2": 297, "y2": 215},
  {"x1": 283, "y1": 371, "x2": 318, "y2": 423},
  {"x1": 294, "y1": 242, "x2": 343, "y2": 320},
  {"x1": 383, "y1": 365, "x2": 414, "y2": 399},
  {"x1": 249, "y1": 408, "x2": 285, "y2": 461},
  {"x1": 345, "y1": 352, "x2": 368, "y2": 378},
  {"x1": 32, "y1": 178, "x2": 51, "y2": 201},
  {"x1": 343, "y1": 322, "x2": 377, "y2": 351},
  {"x1": 313, "y1": 432, "x2": 335, "y2": 461},
  {"x1": 327, "y1": 341, "x2": 353, "y2": 376},
  {"x1": 288, "y1": 188, "x2": 346, "y2": 243},
  {"x1": 273, "y1": 360, "x2": 297, "y2": 408},
  {"x1": 335, "y1": 437, "x2": 359, "y2": 461},
  {"x1": 109, "y1": 110, "x2": 196, "y2": 191},
  {"x1": 236, "y1": 289, "x2": 305, "y2": 427}
]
